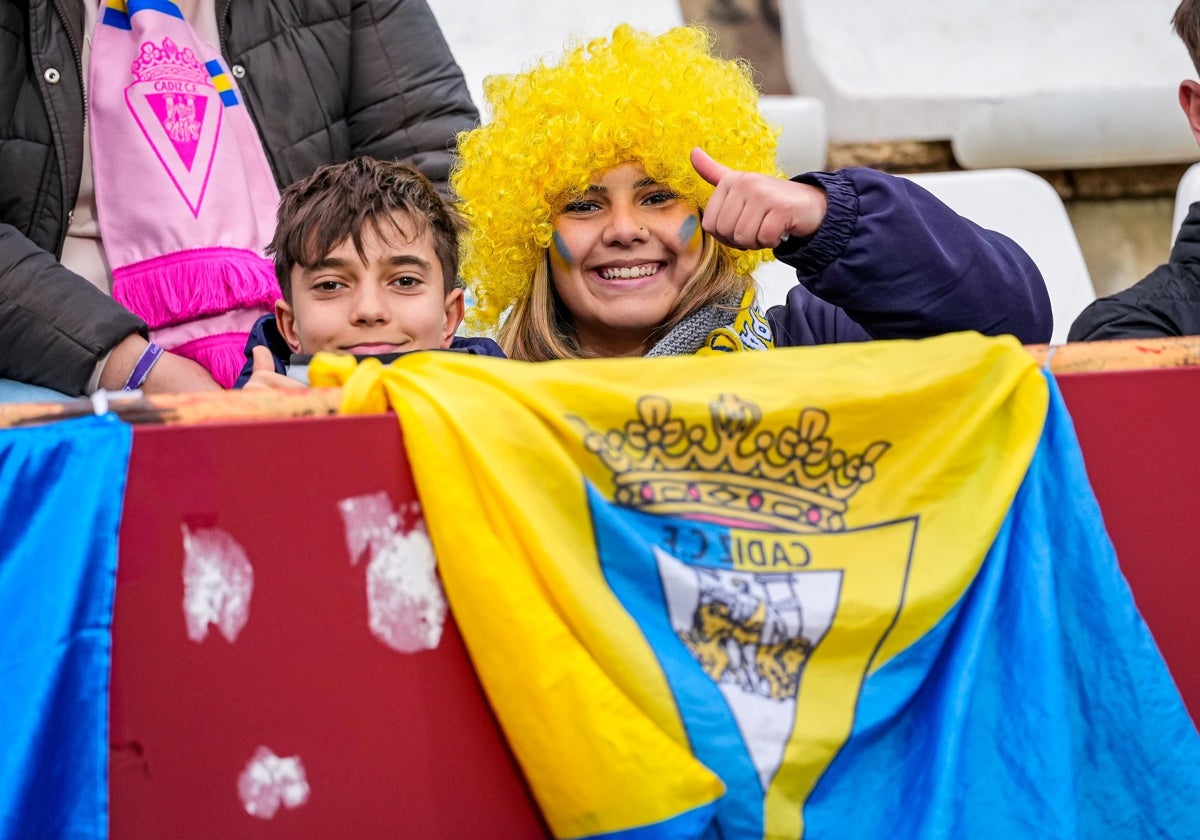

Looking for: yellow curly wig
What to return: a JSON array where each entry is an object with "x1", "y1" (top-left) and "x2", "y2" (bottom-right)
[{"x1": 452, "y1": 24, "x2": 782, "y2": 331}]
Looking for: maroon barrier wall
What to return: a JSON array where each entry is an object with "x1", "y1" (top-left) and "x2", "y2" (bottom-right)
[
  {"x1": 1056, "y1": 366, "x2": 1200, "y2": 722},
  {"x1": 109, "y1": 367, "x2": 1200, "y2": 837},
  {"x1": 110, "y1": 415, "x2": 550, "y2": 839}
]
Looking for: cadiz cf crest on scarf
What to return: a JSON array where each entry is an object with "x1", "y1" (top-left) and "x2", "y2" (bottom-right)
[
  {"x1": 98, "y1": 0, "x2": 266, "y2": 221},
  {"x1": 123, "y1": 35, "x2": 223, "y2": 216},
  {"x1": 575, "y1": 395, "x2": 912, "y2": 836}
]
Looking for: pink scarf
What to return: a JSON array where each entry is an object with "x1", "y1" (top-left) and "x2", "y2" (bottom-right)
[{"x1": 89, "y1": 0, "x2": 281, "y2": 387}]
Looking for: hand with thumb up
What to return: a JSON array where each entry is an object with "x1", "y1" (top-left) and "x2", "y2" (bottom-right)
[{"x1": 690, "y1": 147, "x2": 827, "y2": 251}]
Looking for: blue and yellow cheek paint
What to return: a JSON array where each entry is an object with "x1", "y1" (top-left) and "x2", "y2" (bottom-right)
[
  {"x1": 550, "y1": 230, "x2": 575, "y2": 275},
  {"x1": 678, "y1": 213, "x2": 702, "y2": 253}
]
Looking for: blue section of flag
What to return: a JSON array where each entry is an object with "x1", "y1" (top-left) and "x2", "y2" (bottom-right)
[
  {"x1": 588, "y1": 802, "x2": 720, "y2": 840},
  {"x1": 804, "y1": 376, "x2": 1200, "y2": 838},
  {"x1": 204, "y1": 59, "x2": 223, "y2": 76},
  {"x1": 100, "y1": 5, "x2": 131, "y2": 29},
  {"x1": 0, "y1": 414, "x2": 132, "y2": 839},
  {"x1": 125, "y1": 0, "x2": 183, "y2": 19},
  {"x1": 219, "y1": 89, "x2": 239, "y2": 107}
]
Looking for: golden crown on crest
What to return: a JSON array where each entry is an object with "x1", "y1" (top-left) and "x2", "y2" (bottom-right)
[{"x1": 574, "y1": 395, "x2": 889, "y2": 533}]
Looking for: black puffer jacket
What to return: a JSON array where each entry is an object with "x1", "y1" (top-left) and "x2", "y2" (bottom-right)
[
  {"x1": 1068, "y1": 202, "x2": 1200, "y2": 341},
  {"x1": 0, "y1": 0, "x2": 478, "y2": 394}
]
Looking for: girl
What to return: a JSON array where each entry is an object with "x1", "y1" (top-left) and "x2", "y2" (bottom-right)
[{"x1": 452, "y1": 25, "x2": 1051, "y2": 360}]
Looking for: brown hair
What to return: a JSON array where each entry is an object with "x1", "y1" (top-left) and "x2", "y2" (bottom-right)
[
  {"x1": 268, "y1": 157, "x2": 463, "y2": 302},
  {"x1": 497, "y1": 231, "x2": 750, "y2": 360},
  {"x1": 1175, "y1": 0, "x2": 1200, "y2": 76}
]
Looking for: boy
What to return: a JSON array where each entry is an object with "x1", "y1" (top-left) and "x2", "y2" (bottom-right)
[
  {"x1": 236, "y1": 157, "x2": 502, "y2": 389},
  {"x1": 1069, "y1": 0, "x2": 1200, "y2": 340}
]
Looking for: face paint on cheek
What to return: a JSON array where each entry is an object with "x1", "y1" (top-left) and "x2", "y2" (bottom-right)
[
  {"x1": 550, "y1": 230, "x2": 574, "y2": 273},
  {"x1": 678, "y1": 214, "x2": 701, "y2": 250}
]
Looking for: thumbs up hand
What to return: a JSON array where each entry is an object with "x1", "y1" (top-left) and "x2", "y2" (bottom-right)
[
  {"x1": 690, "y1": 147, "x2": 827, "y2": 251},
  {"x1": 243, "y1": 345, "x2": 307, "y2": 392}
]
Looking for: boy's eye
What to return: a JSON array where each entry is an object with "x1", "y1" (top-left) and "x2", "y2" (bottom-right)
[
  {"x1": 390, "y1": 275, "x2": 420, "y2": 288},
  {"x1": 314, "y1": 280, "x2": 344, "y2": 292}
]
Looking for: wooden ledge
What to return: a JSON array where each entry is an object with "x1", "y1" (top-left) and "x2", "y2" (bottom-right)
[
  {"x1": 2, "y1": 336, "x2": 1199, "y2": 429},
  {"x1": 0, "y1": 387, "x2": 342, "y2": 429},
  {"x1": 1024, "y1": 335, "x2": 1200, "y2": 373}
]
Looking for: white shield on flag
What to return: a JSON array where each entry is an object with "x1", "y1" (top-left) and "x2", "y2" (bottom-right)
[{"x1": 655, "y1": 546, "x2": 841, "y2": 790}]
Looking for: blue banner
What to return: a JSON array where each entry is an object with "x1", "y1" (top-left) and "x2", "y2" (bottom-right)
[{"x1": 0, "y1": 414, "x2": 132, "y2": 839}]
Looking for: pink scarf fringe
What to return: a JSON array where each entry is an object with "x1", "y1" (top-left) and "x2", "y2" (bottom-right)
[{"x1": 113, "y1": 246, "x2": 279, "y2": 330}]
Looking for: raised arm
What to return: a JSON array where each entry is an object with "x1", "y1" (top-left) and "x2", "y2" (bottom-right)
[
  {"x1": 692, "y1": 150, "x2": 1052, "y2": 345},
  {"x1": 784, "y1": 168, "x2": 1051, "y2": 344}
]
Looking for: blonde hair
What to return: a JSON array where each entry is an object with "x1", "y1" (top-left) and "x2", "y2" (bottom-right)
[{"x1": 452, "y1": 24, "x2": 782, "y2": 353}]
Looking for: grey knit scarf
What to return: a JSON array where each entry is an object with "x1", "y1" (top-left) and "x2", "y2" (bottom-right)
[{"x1": 645, "y1": 295, "x2": 743, "y2": 357}]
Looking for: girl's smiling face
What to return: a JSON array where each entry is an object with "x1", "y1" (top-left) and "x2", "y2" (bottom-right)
[{"x1": 549, "y1": 162, "x2": 703, "y2": 357}]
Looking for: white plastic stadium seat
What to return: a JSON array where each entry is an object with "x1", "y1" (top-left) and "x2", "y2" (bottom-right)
[
  {"x1": 759, "y1": 94, "x2": 827, "y2": 179},
  {"x1": 427, "y1": 0, "x2": 827, "y2": 175},
  {"x1": 952, "y1": 90, "x2": 1198, "y2": 172},
  {"x1": 426, "y1": 1, "x2": 687, "y2": 122},
  {"x1": 777, "y1": 0, "x2": 1199, "y2": 171}
]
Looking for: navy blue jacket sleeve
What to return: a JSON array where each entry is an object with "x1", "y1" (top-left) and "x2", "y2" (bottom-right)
[
  {"x1": 448, "y1": 336, "x2": 507, "y2": 357},
  {"x1": 234, "y1": 314, "x2": 290, "y2": 388},
  {"x1": 766, "y1": 168, "x2": 1052, "y2": 346}
]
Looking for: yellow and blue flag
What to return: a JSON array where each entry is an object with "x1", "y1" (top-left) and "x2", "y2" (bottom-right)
[
  {"x1": 318, "y1": 332, "x2": 1200, "y2": 839},
  {"x1": 0, "y1": 415, "x2": 131, "y2": 837}
]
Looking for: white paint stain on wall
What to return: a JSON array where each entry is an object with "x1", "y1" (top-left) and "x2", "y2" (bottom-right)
[
  {"x1": 336, "y1": 491, "x2": 395, "y2": 566},
  {"x1": 237, "y1": 746, "x2": 310, "y2": 820},
  {"x1": 337, "y1": 492, "x2": 446, "y2": 653},
  {"x1": 367, "y1": 526, "x2": 445, "y2": 653},
  {"x1": 182, "y1": 524, "x2": 253, "y2": 643}
]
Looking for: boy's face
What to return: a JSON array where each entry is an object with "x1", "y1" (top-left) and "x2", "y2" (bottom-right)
[{"x1": 277, "y1": 211, "x2": 464, "y2": 357}]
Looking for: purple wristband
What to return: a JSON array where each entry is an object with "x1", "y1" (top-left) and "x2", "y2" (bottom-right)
[{"x1": 122, "y1": 342, "x2": 164, "y2": 391}]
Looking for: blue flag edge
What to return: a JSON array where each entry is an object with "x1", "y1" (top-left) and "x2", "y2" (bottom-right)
[
  {"x1": 0, "y1": 414, "x2": 132, "y2": 839},
  {"x1": 802, "y1": 372, "x2": 1200, "y2": 839}
]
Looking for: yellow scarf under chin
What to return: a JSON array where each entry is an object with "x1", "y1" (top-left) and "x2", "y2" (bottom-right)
[{"x1": 700, "y1": 286, "x2": 775, "y2": 354}]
